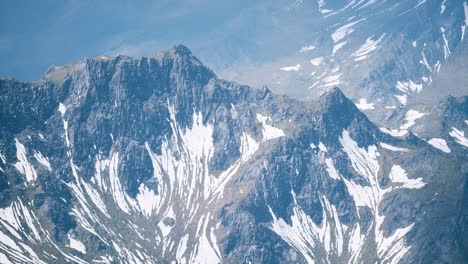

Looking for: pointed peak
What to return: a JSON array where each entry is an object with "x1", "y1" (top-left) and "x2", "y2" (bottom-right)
[
  {"x1": 171, "y1": 44, "x2": 193, "y2": 56},
  {"x1": 321, "y1": 87, "x2": 346, "y2": 100},
  {"x1": 157, "y1": 44, "x2": 195, "y2": 60},
  {"x1": 319, "y1": 87, "x2": 350, "y2": 108}
]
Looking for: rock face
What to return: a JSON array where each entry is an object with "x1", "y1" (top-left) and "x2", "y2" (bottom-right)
[{"x1": 0, "y1": 45, "x2": 466, "y2": 263}]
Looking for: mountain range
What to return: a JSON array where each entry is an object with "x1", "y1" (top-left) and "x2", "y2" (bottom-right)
[{"x1": 0, "y1": 44, "x2": 466, "y2": 263}]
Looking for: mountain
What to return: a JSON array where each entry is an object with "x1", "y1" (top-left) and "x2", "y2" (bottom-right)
[{"x1": 0, "y1": 45, "x2": 466, "y2": 263}]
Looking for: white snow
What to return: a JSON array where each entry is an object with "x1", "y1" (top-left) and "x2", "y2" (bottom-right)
[
  {"x1": 440, "y1": 0, "x2": 447, "y2": 14},
  {"x1": 68, "y1": 235, "x2": 86, "y2": 254},
  {"x1": 331, "y1": 19, "x2": 364, "y2": 43},
  {"x1": 135, "y1": 102, "x2": 263, "y2": 254},
  {"x1": 395, "y1": 80, "x2": 422, "y2": 93},
  {"x1": 58, "y1": 103, "x2": 67, "y2": 115},
  {"x1": 428, "y1": 138, "x2": 451, "y2": 153},
  {"x1": 462, "y1": 2, "x2": 468, "y2": 41},
  {"x1": 400, "y1": 110, "x2": 425, "y2": 130},
  {"x1": 109, "y1": 153, "x2": 137, "y2": 214},
  {"x1": 355, "y1": 98, "x2": 374, "y2": 110},
  {"x1": 353, "y1": 34, "x2": 385, "y2": 61},
  {"x1": 379, "y1": 127, "x2": 408, "y2": 137},
  {"x1": 389, "y1": 165, "x2": 425, "y2": 189},
  {"x1": 340, "y1": 130, "x2": 380, "y2": 210},
  {"x1": 0, "y1": 201, "x2": 47, "y2": 263},
  {"x1": 333, "y1": 41, "x2": 347, "y2": 54},
  {"x1": 322, "y1": 74, "x2": 342, "y2": 87},
  {"x1": 0, "y1": 229, "x2": 24, "y2": 255},
  {"x1": 449, "y1": 127, "x2": 468, "y2": 147},
  {"x1": 82, "y1": 181, "x2": 110, "y2": 218},
  {"x1": 280, "y1": 64, "x2": 301, "y2": 72},
  {"x1": 434, "y1": 60, "x2": 441, "y2": 73},
  {"x1": 380, "y1": 143, "x2": 409, "y2": 152},
  {"x1": 0, "y1": 253, "x2": 12, "y2": 264},
  {"x1": 325, "y1": 158, "x2": 340, "y2": 180},
  {"x1": 440, "y1": 27, "x2": 451, "y2": 60},
  {"x1": 420, "y1": 50, "x2": 432, "y2": 72},
  {"x1": 256, "y1": 114, "x2": 285, "y2": 141},
  {"x1": 299, "y1": 45, "x2": 315, "y2": 53},
  {"x1": 58, "y1": 103, "x2": 71, "y2": 148},
  {"x1": 136, "y1": 184, "x2": 159, "y2": 218},
  {"x1": 339, "y1": 130, "x2": 423, "y2": 263},
  {"x1": 268, "y1": 192, "x2": 345, "y2": 263},
  {"x1": 93, "y1": 156, "x2": 109, "y2": 192},
  {"x1": 317, "y1": 0, "x2": 333, "y2": 14},
  {"x1": 310, "y1": 57, "x2": 324, "y2": 66},
  {"x1": 14, "y1": 139, "x2": 37, "y2": 183},
  {"x1": 33, "y1": 151, "x2": 52, "y2": 171},
  {"x1": 176, "y1": 234, "x2": 189, "y2": 263},
  {"x1": 190, "y1": 214, "x2": 222, "y2": 264},
  {"x1": 394, "y1": 94, "x2": 407, "y2": 105},
  {"x1": 240, "y1": 132, "x2": 259, "y2": 162},
  {"x1": 318, "y1": 142, "x2": 328, "y2": 152}
]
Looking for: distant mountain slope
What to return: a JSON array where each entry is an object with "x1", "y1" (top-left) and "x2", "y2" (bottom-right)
[{"x1": 211, "y1": 0, "x2": 468, "y2": 126}]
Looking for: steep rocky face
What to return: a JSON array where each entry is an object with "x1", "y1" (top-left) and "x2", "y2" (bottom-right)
[{"x1": 0, "y1": 46, "x2": 466, "y2": 263}]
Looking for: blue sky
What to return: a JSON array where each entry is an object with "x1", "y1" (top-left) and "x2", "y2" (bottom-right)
[{"x1": 0, "y1": 0, "x2": 255, "y2": 81}]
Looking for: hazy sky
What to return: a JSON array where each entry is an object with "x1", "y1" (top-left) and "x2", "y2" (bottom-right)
[{"x1": 0, "y1": 0, "x2": 256, "y2": 81}]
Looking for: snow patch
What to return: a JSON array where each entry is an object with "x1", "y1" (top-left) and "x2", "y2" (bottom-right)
[
  {"x1": 68, "y1": 235, "x2": 86, "y2": 254},
  {"x1": 331, "y1": 19, "x2": 364, "y2": 43},
  {"x1": 310, "y1": 57, "x2": 324, "y2": 66},
  {"x1": 428, "y1": 138, "x2": 451, "y2": 153},
  {"x1": 355, "y1": 98, "x2": 374, "y2": 110},
  {"x1": 333, "y1": 41, "x2": 347, "y2": 54},
  {"x1": 379, "y1": 127, "x2": 408, "y2": 137},
  {"x1": 136, "y1": 184, "x2": 159, "y2": 218},
  {"x1": 280, "y1": 64, "x2": 301, "y2": 72},
  {"x1": 109, "y1": 153, "x2": 137, "y2": 214},
  {"x1": 325, "y1": 158, "x2": 340, "y2": 180},
  {"x1": 353, "y1": 34, "x2": 385, "y2": 61},
  {"x1": 33, "y1": 151, "x2": 52, "y2": 171},
  {"x1": 58, "y1": 103, "x2": 67, "y2": 115},
  {"x1": 318, "y1": 142, "x2": 328, "y2": 152},
  {"x1": 389, "y1": 165, "x2": 425, "y2": 189},
  {"x1": 256, "y1": 114, "x2": 285, "y2": 141},
  {"x1": 440, "y1": 0, "x2": 447, "y2": 14},
  {"x1": 380, "y1": 143, "x2": 409, "y2": 152},
  {"x1": 14, "y1": 139, "x2": 37, "y2": 183},
  {"x1": 394, "y1": 94, "x2": 407, "y2": 105},
  {"x1": 440, "y1": 27, "x2": 451, "y2": 60},
  {"x1": 395, "y1": 80, "x2": 422, "y2": 93},
  {"x1": 462, "y1": 2, "x2": 468, "y2": 41},
  {"x1": 449, "y1": 127, "x2": 468, "y2": 147},
  {"x1": 299, "y1": 45, "x2": 315, "y2": 53},
  {"x1": 400, "y1": 110, "x2": 425, "y2": 130},
  {"x1": 269, "y1": 192, "x2": 345, "y2": 263}
]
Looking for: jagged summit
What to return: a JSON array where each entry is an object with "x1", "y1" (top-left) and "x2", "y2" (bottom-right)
[
  {"x1": 40, "y1": 44, "x2": 208, "y2": 84},
  {"x1": 168, "y1": 44, "x2": 193, "y2": 56}
]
